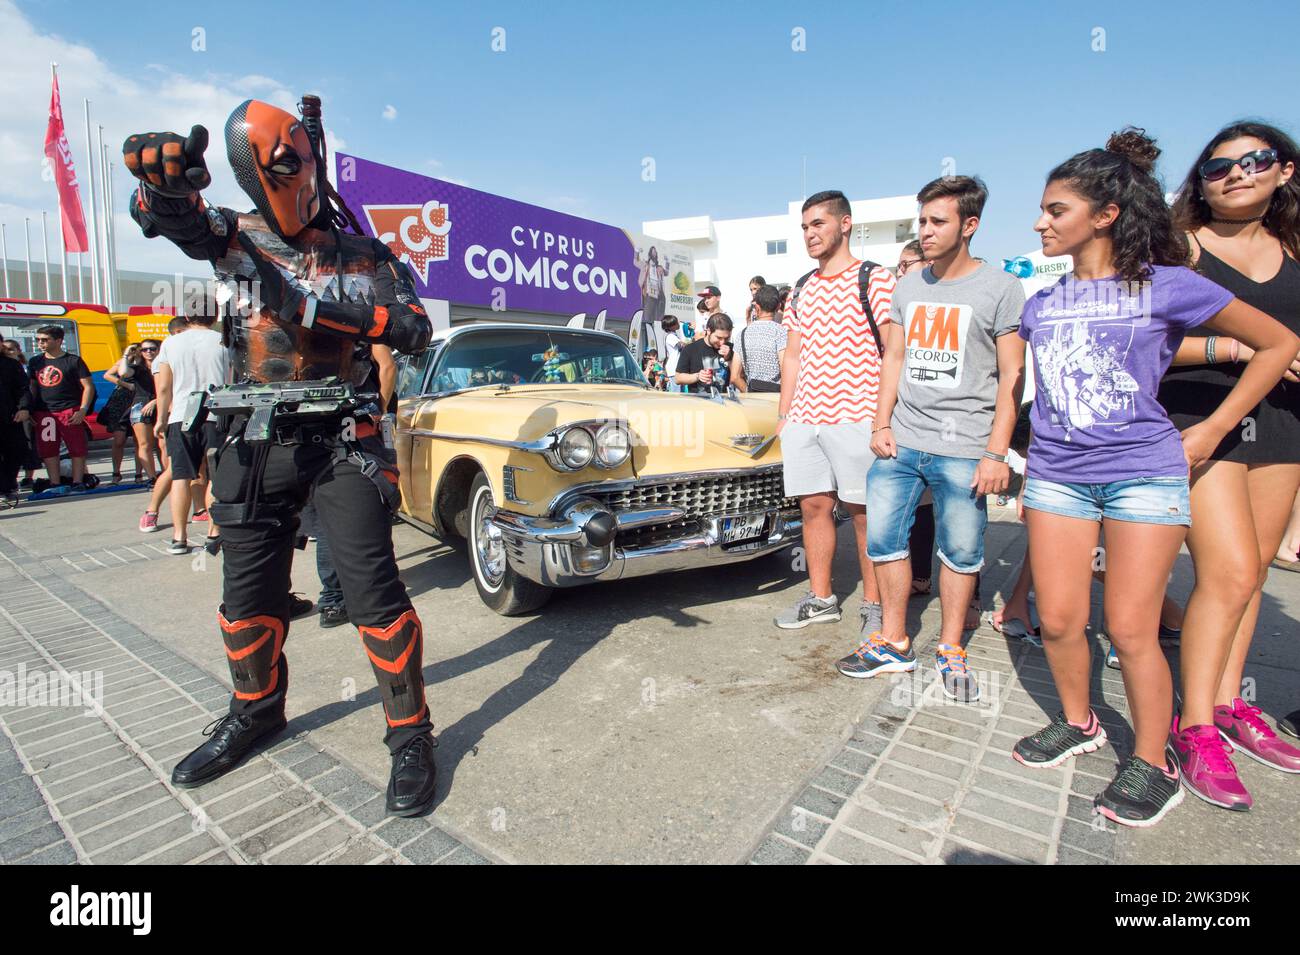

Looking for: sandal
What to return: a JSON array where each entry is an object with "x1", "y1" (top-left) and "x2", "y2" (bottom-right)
[
  {"x1": 988, "y1": 610, "x2": 1042, "y2": 647},
  {"x1": 1270, "y1": 556, "x2": 1300, "y2": 574},
  {"x1": 910, "y1": 578, "x2": 932, "y2": 597},
  {"x1": 111, "y1": 472, "x2": 123, "y2": 485},
  {"x1": 963, "y1": 597, "x2": 982, "y2": 632}
]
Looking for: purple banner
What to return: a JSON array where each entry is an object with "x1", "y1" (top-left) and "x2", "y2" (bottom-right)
[{"x1": 336, "y1": 153, "x2": 646, "y2": 318}]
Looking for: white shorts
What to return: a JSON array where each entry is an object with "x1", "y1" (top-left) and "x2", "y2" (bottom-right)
[{"x1": 780, "y1": 420, "x2": 874, "y2": 504}]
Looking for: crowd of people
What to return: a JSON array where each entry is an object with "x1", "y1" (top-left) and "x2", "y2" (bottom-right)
[
  {"x1": 3, "y1": 110, "x2": 1298, "y2": 834},
  {"x1": 761, "y1": 119, "x2": 1300, "y2": 829}
]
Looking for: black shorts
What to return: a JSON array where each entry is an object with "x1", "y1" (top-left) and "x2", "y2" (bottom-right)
[{"x1": 167, "y1": 421, "x2": 219, "y2": 481}]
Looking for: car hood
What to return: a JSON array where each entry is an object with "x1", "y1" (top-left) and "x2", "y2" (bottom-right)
[{"x1": 420, "y1": 385, "x2": 783, "y2": 475}]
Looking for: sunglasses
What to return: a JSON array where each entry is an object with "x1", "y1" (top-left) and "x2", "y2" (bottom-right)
[
  {"x1": 141, "y1": 347, "x2": 159, "y2": 353},
  {"x1": 1199, "y1": 149, "x2": 1279, "y2": 182}
]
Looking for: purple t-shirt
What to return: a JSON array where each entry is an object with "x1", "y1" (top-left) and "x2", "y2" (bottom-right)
[{"x1": 1019, "y1": 265, "x2": 1233, "y2": 483}]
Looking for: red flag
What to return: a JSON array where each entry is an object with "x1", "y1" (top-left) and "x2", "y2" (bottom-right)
[{"x1": 44, "y1": 71, "x2": 89, "y2": 253}]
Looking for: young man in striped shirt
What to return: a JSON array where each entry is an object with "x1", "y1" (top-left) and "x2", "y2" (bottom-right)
[
  {"x1": 846, "y1": 176, "x2": 1026, "y2": 702},
  {"x1": 775, "y1": 190, "x2": 897, "y2": 637}
]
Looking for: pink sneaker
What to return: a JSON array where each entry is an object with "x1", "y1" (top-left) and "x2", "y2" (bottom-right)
[
  {"x1": 1168, "y1": 716, "x2": 1251, "y2": 811},
  {"x1": 1216, "y1": 698, "x2": 1300, "y2": 774},
  {"x1": 139, "y1": 511, "x2": 159, "y2": 533},
  {"x1": 191, "y1": 508, "x2": 210, "y2": 523}
]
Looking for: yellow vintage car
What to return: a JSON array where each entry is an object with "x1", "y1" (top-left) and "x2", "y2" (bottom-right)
[{"x1": 393, "y1": 323, "x2": 802, "y2": 614}]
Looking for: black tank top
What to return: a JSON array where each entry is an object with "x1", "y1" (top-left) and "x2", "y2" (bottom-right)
[{"x1": 1159, "y1": 241, "x2": 1300, "y2": 462}]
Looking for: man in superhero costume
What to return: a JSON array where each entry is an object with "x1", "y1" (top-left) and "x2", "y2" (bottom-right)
[{"x1": 122, "y1": 97, "x2": 437, "y2": 816}]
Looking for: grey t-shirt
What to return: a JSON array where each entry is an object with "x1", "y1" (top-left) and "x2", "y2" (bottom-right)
[{"x1": 888, "y1": 261, "x2": 1025, "y2": 457}]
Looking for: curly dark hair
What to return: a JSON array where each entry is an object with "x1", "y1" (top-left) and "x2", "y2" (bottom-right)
[
  {"x1": 1170, "y1": 120, "x2": 1300, "y2": 262},
  {"x1": 1047, "y1": 127, "x2": 1189, "y2": 285}
]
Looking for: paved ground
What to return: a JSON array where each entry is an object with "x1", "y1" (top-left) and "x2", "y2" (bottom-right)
[{"x1": 2, "y1": 452, "x2": 1298, "y2": 864}]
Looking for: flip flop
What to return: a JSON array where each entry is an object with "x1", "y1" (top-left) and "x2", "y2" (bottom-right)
[
  {"x1": 1270, "y1": 557, "x2": 1300, "y2": 573},
  {"x1": 910, "y1": 578, "x2": 932, "y2": 596},
  {"x1": 988, "y1": 611, "x2": 1042, "y2": 647}
]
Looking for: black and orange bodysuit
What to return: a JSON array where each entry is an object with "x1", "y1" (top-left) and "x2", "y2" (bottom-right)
[{"x1": 125, "y1": 101, "x2": 433, "y2": 754}]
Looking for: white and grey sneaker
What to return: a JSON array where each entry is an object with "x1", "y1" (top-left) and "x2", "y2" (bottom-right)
[
  {"x1": 775, "y1": 592, "x2": 841, "y2": 630},
  {"x1": 859, "y1": 601, "x2": 883, "y2": 637}
]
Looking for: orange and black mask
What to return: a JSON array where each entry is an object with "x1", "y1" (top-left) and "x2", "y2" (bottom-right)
[{"x1": 225, "y1": 99, "x2": 321, "y2": 238}]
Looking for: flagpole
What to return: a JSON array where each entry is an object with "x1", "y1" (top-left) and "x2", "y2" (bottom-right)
[
  {"x1": 1, "y1": 224, "x2": 9, "y2": 297},
  {"x1": 59, "y1": 211, "x2": 68, "y2": 301},
  {"x1": 24, "y1": 217, "x2": 33, "y2": 299},
  {"x1": 77, "y1": 253, "x2": 83, "y2": 302},
  {"x1": 41, "y1": 211, "x2": 51, "y2": 299},
  {"x1": 96, "y1": 125, "x2": 111, "y2": 311},
  {"x1": 102, "y1": 139, "x2": 120, "y2": 311},
  {"x1": 83, "y1": 99, "x2": 101, "y2": 305}
]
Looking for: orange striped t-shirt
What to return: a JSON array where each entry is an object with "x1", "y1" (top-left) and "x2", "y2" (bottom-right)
[{"x1": 783, "y1": 260, "x2": 896, "y2": 424}]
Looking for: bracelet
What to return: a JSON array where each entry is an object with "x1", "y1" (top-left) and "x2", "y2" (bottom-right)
[
  {"x1": 1229, "y1": 338, "x2": 1240, "y2": 363},
  {"x1": 982, "y1": 450, "x2": 1008, "y2": 463},
  {"x1": 871, "y1": 425, "x2": 891, "y2": 434},
  {"x1": 1206, "y1": 335, "x2": 1218, "y2": 364}
]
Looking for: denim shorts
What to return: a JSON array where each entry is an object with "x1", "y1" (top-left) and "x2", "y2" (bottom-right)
[
  {"x1": 1022, "y1": 476, "x2": 1191, "y2": 526},
  {"x1": 867, "y1": 446, "x2": 986, "y2": 573}
]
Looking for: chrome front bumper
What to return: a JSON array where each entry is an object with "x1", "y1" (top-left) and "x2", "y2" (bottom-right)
[{"x1": 492, "y1": 496, "x2": 803, "y2": 588}]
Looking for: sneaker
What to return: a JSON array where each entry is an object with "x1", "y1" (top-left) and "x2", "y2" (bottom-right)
[
  {"x1": 1105, "y1": 643, "x2": 1120, "y2": 670},
  {"x1": 1280, "y1": 709, "x2": 1300, "y2": 740},
  {"x1": 1094, "y1": 754, "x2": 1184, "y2": 828},
  {"x1": 168, "y1": 538, "x2": 190, "y2": 555},
  {"x1": 858, "y1": 601, "x2": 882, "y2": 637},
  {"x1": 0, "y1": 493, "x2": 17, "y2": 510},
  {"x1": 1215, "y1": 697, "x2": 1300, "y2": 774},
  {"x1": 50, "y1": 484, "x2": 70, "y2": 497},
  {"x1": 1168, "y1": 716, "x2": 1251, "y2": 811},
  {"x1": 836, "y1": 631, "x2": 915, "y2": 679},
  {"x1": 319, "y1": 604, "x2": 350, "y2": 629},
  {"x1": 139, "y1": 511, "x2": 159, "y2": 533},
  {"x1": 775, "y1": 592, "x2": 841, "y2": 630},
  {"x1": 19, "y1": 477, "x2": 32, "y2": 489},
  {"x1": 1158, "y1": 623, "x2": 1181, "y2": 648},
  {"x1": 191, "y1": 508, "x2": 210, "y2": 523},
  {"x1": 935, "y1": 644, "x2": 980, "y2": 702},
  {"x1": 1013, "y1": 710, "x2": 1107, "y2": 768}
]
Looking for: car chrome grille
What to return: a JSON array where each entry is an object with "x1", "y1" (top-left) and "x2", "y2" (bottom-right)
[{"x1": 591, "y1": 470, "x2": 797, "y2": 518}]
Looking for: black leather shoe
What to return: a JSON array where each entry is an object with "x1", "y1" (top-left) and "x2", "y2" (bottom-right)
[
  {"x1": 171, "y1": 712, "x2": 287, "y2": 788},
  {"x1": 289, "y1": 593, "x2": 314, "y2": 620},
  {"x1": 318, "y1": 604, "x2": 349, "y2": 628},
  {"x1": 386, "y1": 734, "x2": 438, "y2": 817}
]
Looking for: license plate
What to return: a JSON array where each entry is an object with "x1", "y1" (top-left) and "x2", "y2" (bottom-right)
[{"x1": 721, "y1": 513, "x2": 767, "y2": 545}]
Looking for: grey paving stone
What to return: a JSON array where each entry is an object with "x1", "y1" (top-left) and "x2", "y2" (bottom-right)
[
  {"x1": 23, "y1": 727, "x2": 118, "y2": 760},
  {"x1": 178, "y1": 758, "x2": 276, "y2": 802},
  {"x1": 869, "y1": 761, "x2": 960, "y2": 804},
  {"x1": 40, "y1": 755, "x2": 138, "y2": 795},
  {"x1": 792, "y1": 785, "x2": 846, "y2": 821},
  {"x1": 940, "y1": 842, "x2": 1020, "y2": 864},
  {"x1": 263, "y1": 820, "x2": 355, "y2": 865},
  {"x1": 350, "y1": 796, "x2": 389, "y2": 828},
  {"x1": 0, "y1": 785, "x2": 45, "y2": 819},
  {"x1": 890, "y1": 743, "x2": 966, "y2": 781},
  {"x1": 373, "y1": 814, "x2": 434, "y2": 848},
  {"x1": 65, "y1": 784, "x2": 174, "y2": 834},
  {"x1": 827, "y1": 747, "x2": 876, "y2": 777},
  {"x1": 434, "y1": 845, "x2": 490, "y2": 865},
  {"x1": 948, "y1": 814, "x2": 1049, "y2": 864},
  {"x1": 135, "y1": 833, "x2": 220, "y2": 865},
  {"x1": 909, "y1": 710, "x2": 986, "y2": 743},
  {"x1": 328, "y1": 782, "x2": 384, "y2": 813},
  {"x1": 845, "y1": 729, "x2": 890, "y2": 756},
  {"x1": 1069, "y1": 771, "x2": 1113, "y2": 799},
  {"x1": 899, "y1": 727, "x2": 980, "y2": 761},
  {"x1": 322, "y1": 839, "x2": 389, "y2": 865},
  {"x1": 749, "y1": 835, "x2": 812, "y2": 866},
  {"x1": 824, "y1": 827, "x2": 922, "y2": 865},
  {"x1": 201, "y1": 779, "x2": 288, "y2": 823},
  {"x1": 290, "y1": 753, "x2": 336, "y2": 781},
  {"x1": 89, "y1": 815, "x2": 197, "y2": 864},
  {"x1": 16, "y1": 839, "x2": 78, "y2": 865},
  {"x1": 812, "y1": 765, "x2": 863, "y2": 798},
  {"x1": 773, "y1": 806, "x2": 828, "y2": 849},
  {"x1": 841, "y1": 805, "x2": 940, "y2": 857},
  {"x1": 236, "y1": 804, "x2": 334, "y2": 859},
  {"x1": 979, "y1": 750, "x2": 1064, "y2": 786},
  {"x1": 958, "y1": 790, "x2": 1058, "y2": 838},
  {"x1": 1055, "y1": 844, "x2": 1111, "y2": 865},
  {"x1": 1059, "y1": 817, "x2": 1116, "y2": 858},
  {"x1": 969, "y1": 769, "x2": 1060, "y2": 811},
  {"x1": 0, "y1": 821, "x2": 66, "y2": 861},
  {"x1": 1066, "y1": 794, "x2": 1099, "y2": 824},
  {"x1": 219, "y1": 792, "x2": 314, "y2": 839},
  {"x1": 399, "y1": 826, "x2": 460, "y2": 864},
  {"x1": 0, "y1": 805, "x2": 57, "y2": 843},
  {"x1": 78, "y1": 807, "x2": 187, "y2": 854},
  {"x1": 272, "y1": 741, "x2": 318, "y2": 767}
]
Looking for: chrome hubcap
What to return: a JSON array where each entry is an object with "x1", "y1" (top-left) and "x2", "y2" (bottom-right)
[{"x1": 474, "y1": 492, "x2": 506, "y2": 588}]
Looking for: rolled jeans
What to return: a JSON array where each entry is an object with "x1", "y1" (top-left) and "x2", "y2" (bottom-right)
[{"x1": 867, "y1": 445, "x2": 987, "y2": 574}]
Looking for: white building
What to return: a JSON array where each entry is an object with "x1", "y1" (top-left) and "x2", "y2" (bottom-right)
[{"x1": 643, "y1": 194, "x2": 918, "y2": 320}]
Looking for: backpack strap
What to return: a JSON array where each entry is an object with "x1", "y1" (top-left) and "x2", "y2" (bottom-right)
[
  {"x1": 739, "y1": 324, "x2": 748, "y2": 371},
  {"x1": 789, "y1": 269, "x2": 817, "y2": 323},
  {"x1": 857, "y1": 260, "x2": 885, "y2": 356}
]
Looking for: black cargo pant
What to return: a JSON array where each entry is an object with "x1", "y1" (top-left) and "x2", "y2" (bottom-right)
[
  {"x1": 209, "y1": 423, "x2": 431, "y2": 754},
  {"x1": 0, "y1": 422, "x2": 28, "y2": 494}
]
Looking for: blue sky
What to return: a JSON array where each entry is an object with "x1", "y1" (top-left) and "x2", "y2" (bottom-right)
[{"x1": 8, "y1": 0, "x2": 1300, "y2": 276}]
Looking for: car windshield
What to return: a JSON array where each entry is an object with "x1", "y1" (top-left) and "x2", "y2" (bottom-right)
[{"x1": 428, "y1": 328, "x2": 648, "y2": 391}]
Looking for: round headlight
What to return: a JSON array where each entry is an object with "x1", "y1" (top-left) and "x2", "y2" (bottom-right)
[
  {"x1": 595, "y1": 424, "x2": 630, "y2": 468},
  {"x1": 557, "y1": 427, "x2": 595, "y2": 469}
]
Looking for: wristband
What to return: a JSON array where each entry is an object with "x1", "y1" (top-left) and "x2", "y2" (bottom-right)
[
  {"x1": 1206, "y1": 335, "x2": 1218, "y2": 364},
  {"x1": 982, "y1": 450, "x2": 1008, "y2": 463},
  {"x1": 1229, "y1": 338, "x2": 1240, "y2": 363},
  {"x1": 872, "y1": 425, "x2": 891, "y2": 434}
]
